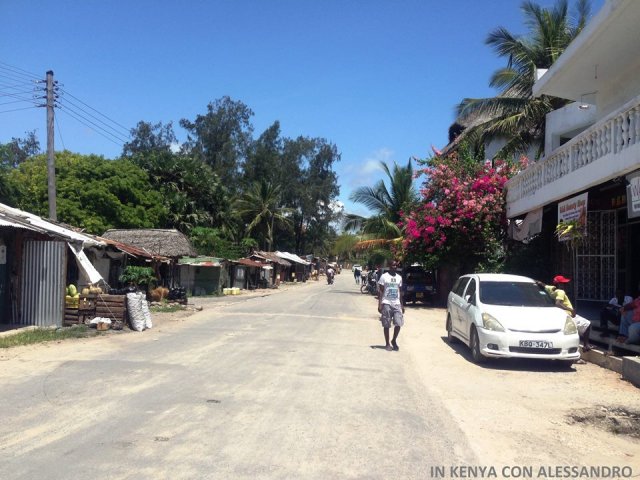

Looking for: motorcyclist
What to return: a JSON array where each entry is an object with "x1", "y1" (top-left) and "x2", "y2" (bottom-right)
[{"x1": 327, "y1": 266, "x2": 335, "y2": 285}]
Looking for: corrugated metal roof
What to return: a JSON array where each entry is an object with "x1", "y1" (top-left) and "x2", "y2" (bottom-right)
[
  {"x1": 0, "y1": 202, "x2": 103, "y2": 246},
  {"x1": 179, "y1": 256, "x2": 223, "y2": 266},
  {"x1": 275, "y1": 251, "x2": 310, "y2": 265},
  {"x1": 236, "y1": 258, "x2": 267, "y2": 268},
  {"x1": 256, "y1": 251, "x2": 292, "y2": 267}
]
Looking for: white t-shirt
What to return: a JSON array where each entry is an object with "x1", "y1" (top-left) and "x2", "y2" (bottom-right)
[{"x1": 378, "y1": 272, "x2": 402, "y2": 306}]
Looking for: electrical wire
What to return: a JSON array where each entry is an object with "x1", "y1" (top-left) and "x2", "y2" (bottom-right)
[
  {"x1": 0, "y1": 80, "x2": 37, "y2": 90},
  {"x1": 0, "y1": 99, "x2": 40, "y2": 107},
  {"x1": 57, "y1": 96, "x2": 129, "y2": 140},
  {"x1": 56, "y1": 100, "x2": 129, "y2": 144},
  {"x1": 54, "y1": 109, "x2": 66, "y2": 151},
  {"x1": 0, "y1": 70, "x2": 39, "y2": 85},
  {"x1": 0, "y1": 88, "x2": 40, "y2": 97},
  {"x1": 0, "y1": 105, "x2": 40, "y2": 114},
  {"x1": 0, "y1": 90, "x2": 41, "y2": 106},
  {"x1": 0, "y1": 61, "x2": 42, "y2": 81},
  {"x1": 57, "y1": 105, "x2": 126, "y2": 147},
  {"x1": 59, "y1": 88, "x2": 130, "y2": 134}
]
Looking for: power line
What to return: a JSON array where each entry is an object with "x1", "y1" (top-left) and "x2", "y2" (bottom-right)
[
  {"x1": 0, "y1": 80, "x2": 37, "y2": 90},
  {"x1": 0, "y1": 105, "x2": 40, "y2": 114},
  {"x1": 57, "y1": 105, "x2": 127, "y2": 147},
  {"x1": 0, "y1": 98, "x2": 39, "y2": 107},
  {"x1": 0, "y1": 88, "x2": 40, "y2": 97},
  {"x1": 54, "y1": 109, "x2": 66, "y2": 151},
  {"x1": 56, "y1": 100, "x2": 129, "y2": 144},
  {"x1": 0, "y1": 61, "x2": 41, "y2": 80},
  {"x1": 57, "y1": 96, "x2": 129, "y2": 140},
  {"x1": 0, "y1": 70, "x2": 39, "y2": 85},
  {"x1": 59, "y1": 87, "x2": 130, "y2": 134}
]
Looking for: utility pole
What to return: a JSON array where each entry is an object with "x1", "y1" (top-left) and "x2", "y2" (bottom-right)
[{"x1": 46, "y1": 70, "x2": 57, "y2": 220}]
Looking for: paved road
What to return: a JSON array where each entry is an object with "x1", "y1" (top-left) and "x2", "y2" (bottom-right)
[
  {"x1": 0, "y1": 274, "x2": 474, "y2": 480},
  {"x1": 1, "y1": 273, "x2": 639, "y2": 479}
]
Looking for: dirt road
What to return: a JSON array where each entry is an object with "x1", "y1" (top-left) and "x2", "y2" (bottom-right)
[{"x1": 1, "y1": 276, "x2": 639, "y2": 479}]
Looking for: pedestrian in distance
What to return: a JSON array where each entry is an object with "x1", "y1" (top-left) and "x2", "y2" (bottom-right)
[
  {"x1": 377, "y1": 261, "x2": 404, "y2": 351},
  {"x1": 354, "y1": 266, "x2": 361, "y2": 285}
]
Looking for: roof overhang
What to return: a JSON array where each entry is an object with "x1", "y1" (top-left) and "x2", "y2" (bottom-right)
[{"x1": 533, "y1": 0, "x2": 640, "y2": 101}]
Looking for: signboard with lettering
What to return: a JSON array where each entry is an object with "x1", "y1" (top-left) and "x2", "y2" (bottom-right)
[
  {"x1": 627, "y1": 171, "x2": 640, "y2": 219},
  {"x1": 557, "y1": 192, "x2": 588, "y2": 242}
]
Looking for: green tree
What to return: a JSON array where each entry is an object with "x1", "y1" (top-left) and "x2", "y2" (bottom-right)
[
  {"x1": 234, "y1": 180, "x2": 293, "y2": 251},
  {"x1": 277, "y1": 137, "x2": 341, "y2": 253},
  {"x1": 122, "y1": 121, "x2": 177, "y2": 157},
  {"x1": 128, "y1": 150, "x2": 232, "y2": 233},
  {"x1": 0, "y1": 132, "x2": 41, "y2": 204},
  {"x1": 180, "y1": 96, "x2": 254, "y2": 191},
  {"x1": 242, "y1": 121, "x2": 283, "y2": 188},
  {"x1": 456, "y1": 0, "x2": 591, "y2": 159},
  {"x1": 345, "y1": 159, "x2": 418, "y2": 238},
  {"x1": 6, "y1": 151, "x2": 166, "y2": 233}
]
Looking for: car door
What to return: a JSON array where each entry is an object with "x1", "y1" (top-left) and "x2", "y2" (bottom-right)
[
  {"x1": 449, "y1": 276, "x2": 470, "y2": 336},
  {"x1": 457, "y1": 277, "x2": 477, "y2": 343}
]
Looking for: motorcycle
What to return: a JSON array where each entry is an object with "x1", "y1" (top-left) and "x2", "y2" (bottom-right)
[
  {"x1": 360, "y1": 275, "x2": 377, "y2": 296},
  {"x1": 327, "y1": 269, "x2": 335, "y2": 285}
]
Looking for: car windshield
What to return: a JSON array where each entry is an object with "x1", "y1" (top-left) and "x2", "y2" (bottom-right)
[
  {"x1": 479, "y1": 281, "x2": 555, "y2": 307},
  {"x1": 405, "y1": 269, "x2": 432, "y2": 283}
]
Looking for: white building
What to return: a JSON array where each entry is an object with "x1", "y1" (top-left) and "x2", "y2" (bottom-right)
[{"x1": 506, "y1": 0, "x2": 640, "y2": 301}]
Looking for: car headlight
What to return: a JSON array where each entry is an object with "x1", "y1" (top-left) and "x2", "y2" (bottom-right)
[
  {"x1": 563, "y1": 315, "x2": 578, "y2": 335},
  {"x1": 481, "y1": 312, "x2": 505, "y2": 332}
]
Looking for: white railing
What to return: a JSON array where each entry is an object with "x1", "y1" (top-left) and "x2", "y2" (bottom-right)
[{"x1": 507, "y1": 94, "x2": 640, "y2": 204}]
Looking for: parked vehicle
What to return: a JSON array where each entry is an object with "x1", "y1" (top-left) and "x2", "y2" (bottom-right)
[
  {"x1": 402, "y1": 265, "x2": 436, "y2": 304},
  {"x1": 446, "y1": 273, "x2": 580, "y2": 365}
]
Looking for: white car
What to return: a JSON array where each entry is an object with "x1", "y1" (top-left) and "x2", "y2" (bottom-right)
[
  {"x1": 351, "y1": 264, "x2": 362, "y2": 273},
  {"x1": 446, "y1": 273, "x2": 580, "y2": 365}
]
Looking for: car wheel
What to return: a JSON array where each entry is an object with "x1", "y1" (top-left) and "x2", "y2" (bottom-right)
[
  {"x1": 446, "y1": 315, "x2": 458, "y2": 343},
  {"x1": 470, "y1": 327, "x2": 486, "y2": 364}
]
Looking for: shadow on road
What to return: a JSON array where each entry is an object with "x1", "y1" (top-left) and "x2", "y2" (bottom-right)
[{"x1": 439, "y1": 336, "x2": 578, "y2": 372}]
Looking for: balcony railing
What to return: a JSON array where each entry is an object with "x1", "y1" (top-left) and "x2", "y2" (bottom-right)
[{"x1": 506, "y1": 94, "x2": 640, "y2": 211}]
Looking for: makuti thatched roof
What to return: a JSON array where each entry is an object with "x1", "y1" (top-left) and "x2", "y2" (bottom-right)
[{"x1": 101, "y1": 229, "x2": 197, "y2": 258}]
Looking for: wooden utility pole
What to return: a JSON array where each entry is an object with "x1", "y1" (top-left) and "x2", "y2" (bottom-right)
[{"x1": 46, "y1": 70, "x2": 57, "y2": 220}]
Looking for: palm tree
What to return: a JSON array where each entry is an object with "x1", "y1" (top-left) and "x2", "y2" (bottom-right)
[
  {"x1": 456, "y1": 0, "x2": 591, "y2": 159},
  {"x1": 234, "y1": 180, "x2": 292, "y2": 251},
  {"x1": 344, "y1": 159, "x2": 418, "y2": 239}
]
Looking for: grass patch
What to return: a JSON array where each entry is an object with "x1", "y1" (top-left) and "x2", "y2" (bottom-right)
[
  {"x1": 150, "y1": 304, "x2": 184, "y2": 313},
  {"x1": 0, "y1": 325, "x2": 93, "y2": 348}
]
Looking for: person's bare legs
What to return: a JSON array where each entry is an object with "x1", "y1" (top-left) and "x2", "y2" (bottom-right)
[
  {"x1": 391, "y1": 326, "x2": 401, "y2": 350},
  {"x1": 384, "y1": 327, "x2": 392, "y2": 350}
]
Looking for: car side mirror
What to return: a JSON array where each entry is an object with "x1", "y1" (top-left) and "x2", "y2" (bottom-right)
[{"x1": 465, "y1": 294, "x2": 474, "y2": 305}]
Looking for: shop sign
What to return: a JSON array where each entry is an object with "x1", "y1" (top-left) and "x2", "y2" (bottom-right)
[
  {"x1": 627, "y1": 171, "x2": 640, "y2": 219},
  {"x1": 557, "y1": 192, "x2": 588, "y2": 242}
]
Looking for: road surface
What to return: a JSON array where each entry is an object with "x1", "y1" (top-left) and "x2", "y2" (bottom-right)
[{"x1": 0, "y1": 273, "x2": 638, "y2": 479}]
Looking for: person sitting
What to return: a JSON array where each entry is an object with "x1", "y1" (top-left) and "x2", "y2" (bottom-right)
[
  {"x1": 617, "y1": 290, "x2": 640, "y2": 344},
  {"x1": 600, "y1": 288, "x2": 633, "y2": 336}
]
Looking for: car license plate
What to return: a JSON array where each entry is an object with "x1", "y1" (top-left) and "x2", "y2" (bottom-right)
[
  {"x1": 519, "y1": 340, "x2": 553, "y2": 348},
  {"x1": 416, "y1": 292, "x2": 423, "y2": 298}
]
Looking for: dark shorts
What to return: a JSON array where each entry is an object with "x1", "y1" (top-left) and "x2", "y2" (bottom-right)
[{"x1": 380, "y1": 303, "x2": 404, "y2": 328}]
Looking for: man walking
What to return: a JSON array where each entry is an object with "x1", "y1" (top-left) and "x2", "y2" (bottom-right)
[
  {"x1": 354, "y1": 265, "x2": 361, "y2": 284},
  {"x1": 377, "y1": 261, "x2": 405, "y2": 351}
]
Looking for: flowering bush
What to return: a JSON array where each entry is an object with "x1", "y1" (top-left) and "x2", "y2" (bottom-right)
[{"x1": 399, "y1": 150, "x2": 527, "y2": 270}]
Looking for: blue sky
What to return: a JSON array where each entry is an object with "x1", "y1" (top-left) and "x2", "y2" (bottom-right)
[{"x1": 1, "y1": 0, "x2": 604, "y2": 217}]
